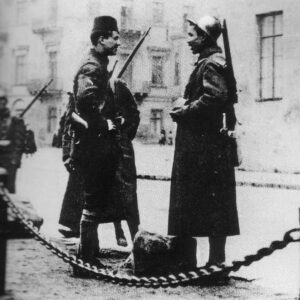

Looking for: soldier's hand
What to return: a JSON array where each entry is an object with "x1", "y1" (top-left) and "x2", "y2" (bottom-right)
[
  {"x1": 107, "y1": 119, "x2": 116, "y2": 131},
  {"x1": 170, "y1": 106, "x2": 188, "y2": 122},
  {"x1": 109, "y1": 78, "x2": 127, "y2": 94},
  {"x1": 64, "y1": 157, "x2": 76, "y2": 173},
  {"x1": 115, "y1": 115, "x2": 125, "y2": 126},
  {"x1": 173, "y1": 97, "x2": 187, "y2": 109}
]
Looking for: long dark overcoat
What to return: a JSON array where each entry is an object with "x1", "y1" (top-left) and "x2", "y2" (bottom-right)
[
  {"x1": 107, "y1": 81, "x2": 140, "y2": 225},
  {"x1": 60, "y1": 49, "x2": 140, "y2": 225},
  {"x1": 59, "y1": 82, "x2": 140, "y2": 228},
  {"x1": 74, "y1": 49, "x2": 121, "y2": 223},
  {"x1": 168, "y1": 46, "x2": 240, "y2": 237}
]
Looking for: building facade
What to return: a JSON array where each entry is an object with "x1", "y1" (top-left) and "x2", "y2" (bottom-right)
[{"x1": 0, "y1": 0, "x2": 300, "y2": 171}]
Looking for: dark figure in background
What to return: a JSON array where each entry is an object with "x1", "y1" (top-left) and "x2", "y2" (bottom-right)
[
  {"x1": 0, "y1": 96, "x2": 27, "y2": 194},
  {"x1": 168, "y1": 16, "x2": 239, "y2": 266},
  {"x1": 158, "y1": 129, "x2": 166, "y2": 145},
  {"x1": 70, "y1": 16, "x2": 139, "y2": 265},
  {"x1": 167, "y1": 130, "x2": 173, "y2": 145},
  {"x1": 51, "y1": 113, "x2": 65, "y2": 148}
]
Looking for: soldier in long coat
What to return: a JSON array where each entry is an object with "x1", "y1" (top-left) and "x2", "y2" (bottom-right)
[
  {"x1": 71, "y1": 16, "x2": 139, "y2": 265},
  {"x1": 0, "y1": 96, "x2": 27, "y2": 194},
  {"x1": 58, "y1": 82, "x2": 140, "y2": 243},
  {"x1": 168, "y1": 16, "x2": 239, "y2": 265}
]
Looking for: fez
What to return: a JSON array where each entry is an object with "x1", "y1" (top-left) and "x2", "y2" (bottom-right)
[{"x1": 90, "y1": 16, "x2": 119, "y2": 45}]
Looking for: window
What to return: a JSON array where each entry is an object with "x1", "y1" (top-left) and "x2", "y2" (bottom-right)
[
  {"x1": 174, "y1": 52, "x2": 181, "y2": 86},
  {"x1": 16, "y1": 0, "x2": 28, "y2": 25},
  {"x1": 15, "y1": 54, "x2": 27, "y2": 85},
  {"x1": 49, "y1": 0, "x2": 58, "y2": 25},
  {"x1": 151, "y1": 56, "x2": 164, "y2": 85},
  {"x1": 257, "y1": 12, "x2": 283, "y2": 101},
  {"x1": 150, "y1": 109, "x2": 163, "y2": 135},
  {"x1": 120, "y1": 6, "x2": 133, "y2": 30},
  {"x1": 48, "y1": 106, "x2": 57, "y2": 133},
  {"x1": 152, "y1": 2, "x2": 164, "y2": 25},
  {"x1": 49, "y1": 51, "x2": 57, "y2": 88}
]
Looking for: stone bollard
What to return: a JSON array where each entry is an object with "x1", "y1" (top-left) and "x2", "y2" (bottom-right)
[
  {"x1": 132, "y1": 230, "x2": 197, "y2": 276},
  {"x1": 7, "y1": 195, "x2": 43, "y2": 238}
]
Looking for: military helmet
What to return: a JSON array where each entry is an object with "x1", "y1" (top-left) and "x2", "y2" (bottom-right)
[{"x1": 187, "y1": 15, "x2": 222, "y2": 41}]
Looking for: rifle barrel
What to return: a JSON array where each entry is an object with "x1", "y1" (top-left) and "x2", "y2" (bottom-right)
[
  {"x1": 20, "y1": 79, "x2": 53, "y2": 118},
  {"x1": 117, "y1": 27, "x2": 151, "y2": 78},
  {"x1": 222, "y1": 20, "x2": 237, "y2": 103}
]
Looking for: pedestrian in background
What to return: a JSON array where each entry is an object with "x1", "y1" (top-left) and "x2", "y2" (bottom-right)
[
  {"x1": 168, "y1": 16, "x2": 239, "y2": 266},
  {"x1": 158, "y1": 129, "x2": 166, "y2": 145},
  {"x1": 167, "y1": 130, "x2": 173, "y2": 145},
  {"x1": 0, "y1": 96, "x2": 28, "y2": 194}
]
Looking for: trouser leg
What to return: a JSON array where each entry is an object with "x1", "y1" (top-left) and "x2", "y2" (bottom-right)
[
  {"x1": 114, "y1": 221, "x2": 125, "y2": 239},
  {"x1": 78, "y1": 218, "x2": 99, "y2": 263},
  {"x1": 114, "y1": 221, "x2": 128, "y2": 246},
  {"x1": 127, "y1": 219, "x2": 139, "y2": 241},
  {"x1": 6, "y1": 165, "x2": 17, "y2": 194},
  {"x1": 208, "y1": 236, "x2": 226, "y2": 264}
]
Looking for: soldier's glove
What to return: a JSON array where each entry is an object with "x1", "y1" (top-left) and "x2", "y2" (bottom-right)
[
  {"x1": 107, "y1": 119, "x2": 116, "y2": 131},
  {"x1": 170, "y1": 106, "x2": 188, "y2": 122},
  {"x1": 64, "y1": 157, "x2": 76, "y2": 173},
  {"x1": 115, "y1": 115, "x2": 125, "y2": 126}
]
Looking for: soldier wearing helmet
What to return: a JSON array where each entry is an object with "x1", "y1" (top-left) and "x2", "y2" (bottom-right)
[{"x1": 168, "y1": 16, "x2": 239, "y2": 267}]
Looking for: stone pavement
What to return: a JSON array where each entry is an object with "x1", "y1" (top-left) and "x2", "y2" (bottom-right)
[{"x1": 14, "y1": 146, "x2": 300, "y2": 299}]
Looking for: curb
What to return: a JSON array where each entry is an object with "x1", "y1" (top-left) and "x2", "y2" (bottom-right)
[{"x1": 137, "y1": 174, "x2": 300, "y2": 190}]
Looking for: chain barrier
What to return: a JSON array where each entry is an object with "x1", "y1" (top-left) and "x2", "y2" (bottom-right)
[{"x1": 1, "y1": 184, "x2": 299, "y2": 288}]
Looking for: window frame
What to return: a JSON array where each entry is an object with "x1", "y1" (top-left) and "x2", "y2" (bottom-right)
[
  {"x1": 48, "y1": 50, "x2": 58, "y2": 88},
  {"x1": 16, "y1": 0, "x2": 28, "y2": 25},
  {"x1": 257, "y1": 11, "x2": 283, "y2": 102},
  {"x1": 47, "y1": 106, "x2": 57, "y2": 133},
  {"x1": 150, "y1": 109, "x2": 163, "y2": 136},
  {"x1": 174, "y1": 52, "x2": 181, "y2": 86},
  {"x1": 151, "y1": 55, "x2": 164, "y2": 86},
  {"x1": 152, "y1": 1, "x2": 164, "y2": 26},
  {"x1": 15, "y1": 54, "x2": 27, "y2": 85}
]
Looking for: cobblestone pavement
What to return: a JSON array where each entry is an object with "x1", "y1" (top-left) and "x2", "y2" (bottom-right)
[{"x1": 3, "y1": 144, "x2": 300, "y2": 299}]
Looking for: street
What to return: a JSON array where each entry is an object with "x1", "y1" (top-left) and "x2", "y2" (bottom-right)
[{"x1": 4, "y1": 143, "x2": 300, "y2": 299}]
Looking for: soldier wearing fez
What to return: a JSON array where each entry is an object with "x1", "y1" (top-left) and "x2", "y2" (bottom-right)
[
  {"x1": 168, "y1": 16, "x2": 239, "y2": 266},
  {"x1": 70, "y1": 16, "x2": 140, "y2": 267}
]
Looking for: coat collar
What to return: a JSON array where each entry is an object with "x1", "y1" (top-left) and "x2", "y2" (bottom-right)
[
  {"x1": 88, "y1": 48, "x2": 109, "y2": 66},
  {"x1": 195, "y1": 45, "x2": 222, "y2": 65}
]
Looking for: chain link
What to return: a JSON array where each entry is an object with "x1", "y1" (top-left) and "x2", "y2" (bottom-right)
[{"x1": 1, "y1": 185, "x2": 299, "y2": 288}]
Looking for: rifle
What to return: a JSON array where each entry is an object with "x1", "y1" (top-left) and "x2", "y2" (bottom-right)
[
  {"x1": 71, "y1": 27, "x2": 151, "y2": 126},
  {"x1": 222, "y1": 20, "x2": 237, "y2": 104},
  {"x1": 221, "y1": 19, "x2": 238, "y2": 132},
  {"x1": 117, "y1": 26, "x2": 151, "y2": 78},
  {"x1": 20, "y1": 79, "x2": 53, "y2": 118}
]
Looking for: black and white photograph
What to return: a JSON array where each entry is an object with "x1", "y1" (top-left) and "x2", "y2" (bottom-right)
[{"x1": 0, "y1": 0, "x2": 299, "y2": 299}]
